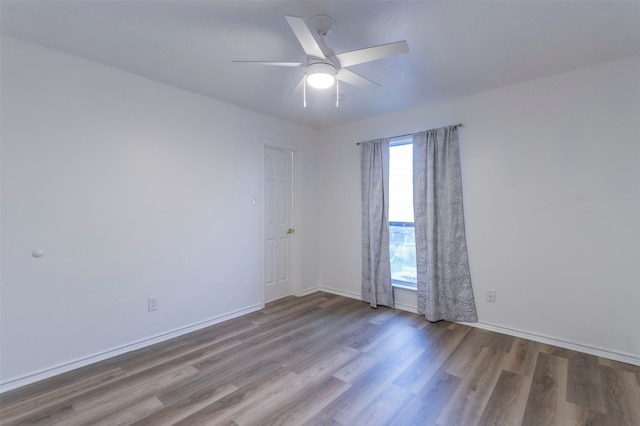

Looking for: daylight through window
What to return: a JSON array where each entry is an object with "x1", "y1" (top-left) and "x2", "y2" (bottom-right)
[{"x1": 389, "y1": 138, "x2": 417, "y2": 288}]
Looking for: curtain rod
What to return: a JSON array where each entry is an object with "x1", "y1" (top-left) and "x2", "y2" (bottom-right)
[{"x1": 356, "y1": 123, "x2": 463, "y2": 145}]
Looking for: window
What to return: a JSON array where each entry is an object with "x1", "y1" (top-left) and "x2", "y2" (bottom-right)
[{"x1": 389, "y1": 138, "x2": 416, "y2": 288}]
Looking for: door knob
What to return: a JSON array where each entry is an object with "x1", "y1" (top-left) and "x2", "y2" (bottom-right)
[{"x1": 287, "y1": 228, "x2": 295, "y2": 234}]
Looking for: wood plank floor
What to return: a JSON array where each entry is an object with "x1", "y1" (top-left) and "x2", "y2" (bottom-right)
[{"x1": 1, "y1": 292, "x2": 639, "y2": 425}]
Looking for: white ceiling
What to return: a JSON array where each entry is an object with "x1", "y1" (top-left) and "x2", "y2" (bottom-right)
[{"x1": 2, "y1": 1, "x2": 639, "y2": 129}]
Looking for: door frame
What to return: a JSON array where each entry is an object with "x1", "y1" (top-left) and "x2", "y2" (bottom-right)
[{"x1": 259, "y1": 139, "x2": 301, "y2": 305}]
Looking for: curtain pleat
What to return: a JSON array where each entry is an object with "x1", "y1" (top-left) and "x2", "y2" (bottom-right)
[
  {"x1": 413, "y1": 126, "x2": 477, "y2": 322},
  {"x1": 360, "y1": 138, "x2": 394, "y2": 308}
]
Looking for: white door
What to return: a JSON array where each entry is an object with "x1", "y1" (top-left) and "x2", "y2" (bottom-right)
[{"x1": 264, "y1": 147, "x2": 294, "y2": 302}]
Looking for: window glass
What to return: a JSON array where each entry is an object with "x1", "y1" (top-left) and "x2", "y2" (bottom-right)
[
  {"x1": 389, "y1": 140, "x2": 417, "y2": 287},
  {"x1": 389, "y1": 143, "x2": 413, "y2": 222}
]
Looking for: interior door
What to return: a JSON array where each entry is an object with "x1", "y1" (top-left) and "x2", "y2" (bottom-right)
[{"x1": 264, "y1": 146, "x2": 294, "y2": 302}]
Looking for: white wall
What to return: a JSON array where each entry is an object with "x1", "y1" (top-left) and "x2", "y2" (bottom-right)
[
  {"x1": 1, "y1": 35, "x2": 638, "y2": 392},
  {"x1": 0, "y1": 36, "x2": 319, "y2": 388},
  {"x1": 316, "y1": 55, "x2": 640, "y2": 363}
]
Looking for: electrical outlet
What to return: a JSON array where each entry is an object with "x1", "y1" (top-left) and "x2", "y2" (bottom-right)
[
  {"x1": 486, "y1": 289, "x2": 496, "y2": 303},
  {"x1": 148, "y1": 296, "x2": 158, "y2": 311}
]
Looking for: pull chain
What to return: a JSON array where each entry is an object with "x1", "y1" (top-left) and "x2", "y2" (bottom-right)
[
  {"x1": 336, "y1": 76, "x2": 339, "y2": 108},
  {"x1": 303, "y1": 74, "x2": 307, "y2": 108}
]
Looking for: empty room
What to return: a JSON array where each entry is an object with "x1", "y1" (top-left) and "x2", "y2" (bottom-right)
[{"x1": 1, "y1": 1, "x2": 639, "y2": 425}]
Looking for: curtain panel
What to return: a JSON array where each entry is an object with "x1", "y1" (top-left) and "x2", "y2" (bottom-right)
[
  {"x1": 413, "y1": 126, "x2": 477, "y2": 322},
  {"x1": 360, "y1": 138, "x2": 394, "y2": 308}
]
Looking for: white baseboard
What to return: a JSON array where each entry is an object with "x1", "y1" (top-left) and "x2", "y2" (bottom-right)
[
  {"x1": 0, "y1": 303, "x2": 263, "y2": 394},
  {"x1": 299, "y1": 286, "x2": 321, "y2": 296},
  {"x1": 462, "y1": 320, "x2": 640, "y2": 367},
  {"x1": 314, "y1": 285, "x2": 361, "y2": 301},
  {"x1": 317, "y1": 285, "x2": 418, "y2": 313},
  {"x1": 312, "y1": 287, "x2": 640, "y2": 366},
  {"x1": 393, "y1": 301, "x2": 418, "y2": 314}
]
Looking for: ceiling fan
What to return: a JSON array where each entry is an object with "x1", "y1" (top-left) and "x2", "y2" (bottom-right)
[{"x1": 233, "y1": 15, "x2": 409, "y2": 106}]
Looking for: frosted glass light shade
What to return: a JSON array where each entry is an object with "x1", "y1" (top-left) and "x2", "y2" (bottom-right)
[{"x1": 307, "y1": 63, "x2": 335, "y2": 89}]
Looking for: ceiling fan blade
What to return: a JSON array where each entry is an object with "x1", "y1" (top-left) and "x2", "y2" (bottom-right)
[
  {"x1": 334, "y1": 41, "x2": 409, "y2": 68},
  {"x1": 336, "y1": 68, "x2": 380, "y2": 88},
  {"x1": 232, "y1": 61, "x2": 305, "y2": 67},
  {"x1": 285, "y1": 16, "x2": 326, "y2": 59},
  {"x1": 290, "y1": 77, "x2": 305, "y2": 95}
]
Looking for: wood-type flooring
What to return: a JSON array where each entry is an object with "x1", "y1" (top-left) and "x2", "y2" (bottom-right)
[{"x1": 1, "y1": 292, "x2": 639, "y2": 425}]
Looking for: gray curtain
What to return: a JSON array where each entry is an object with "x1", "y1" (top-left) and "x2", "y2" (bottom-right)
[
  {"x1": 360, "y1": 138, "x2": 394, "y2": 308},
  {"x1": 413, "y1": 126, "x2": 477, "y2": 322}
]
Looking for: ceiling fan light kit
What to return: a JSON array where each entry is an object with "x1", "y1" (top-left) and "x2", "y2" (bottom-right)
[
  {"x1": 306, "y1": 62, "x2": 336, "y2": 89},
  {"x1": 233, "y1": 15, "x2": 409, "y2": 108},
  {"x1": 304, "y1": 66, "x2": 340, "y2": 108}
]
